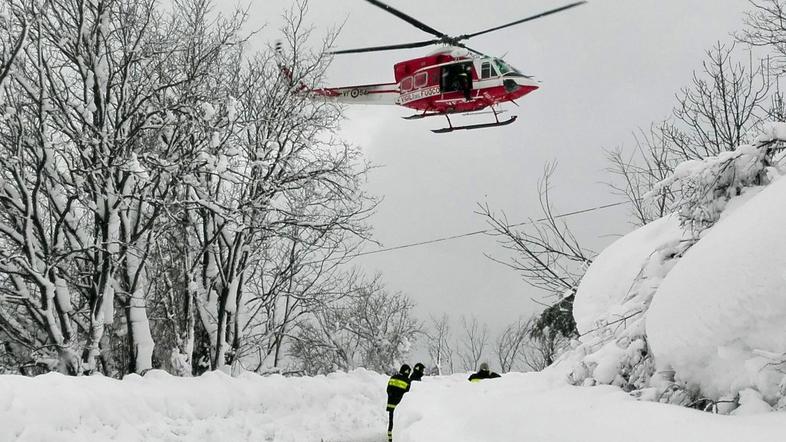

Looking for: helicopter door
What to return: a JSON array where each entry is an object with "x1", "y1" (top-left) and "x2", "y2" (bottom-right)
[{"x1": 440, "y1": 62, "x2": 473, "y2": 94}]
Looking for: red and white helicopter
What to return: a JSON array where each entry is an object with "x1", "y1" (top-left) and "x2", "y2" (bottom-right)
[{"x1": 316, "y1": 0, "x2": 586, "y2": 133}]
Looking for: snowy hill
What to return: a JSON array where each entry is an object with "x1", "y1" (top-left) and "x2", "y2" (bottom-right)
[{"x1": 1, "y1": 369, "x2": 785, "y2": 441}]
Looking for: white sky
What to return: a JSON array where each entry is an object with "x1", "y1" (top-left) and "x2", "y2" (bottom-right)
[{"x1": 241, "y1": 0, "x2": 751, "y2": 336}]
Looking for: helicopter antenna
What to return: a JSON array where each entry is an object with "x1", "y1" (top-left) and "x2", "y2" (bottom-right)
[{"x1": 330, "y1": 0, "x2": 586, "y2": 55}]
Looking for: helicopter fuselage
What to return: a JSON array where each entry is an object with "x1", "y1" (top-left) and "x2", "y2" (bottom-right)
[{"x1": 319, "y1": 47, "x2": 539, "y2": 116}]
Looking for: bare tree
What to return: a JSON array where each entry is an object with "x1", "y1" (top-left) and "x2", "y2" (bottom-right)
[
  {"x1": 607, "y1": 42, "x2": 775, "y2": 227},
  {"x1": 289, "y1": 274, "x2": 420, "y2": 375},
  {"x1": 664, "y1": 43, "x2": 770, "y2": 160},
  {"x1": 425, "y1": 313, "x2": 454, "y2": 375},
  {"x1": 495, "y1": 317, "x2": 531, "y2": 373},
  {"x1": 457, "y1": 315, "x2": 488, "y2": 372},
  {"x1": 518, "y1": 328, "x2": 568, "y2": 372},
  {"x1": 606, "y1": 127, "x2": 676, "y2": 226},
  {"x1": 479, "y1": 164, "x2": 586, "y2": 370},
  {"x1": 480, "y1": 163, "x2": 592, "y2": 301},
  {"x1": 0, "y1": 2, "x2": 27, "y2": 89},
  {"x1": 740, "y1": 0, "x2": 786, "y2": 69}
]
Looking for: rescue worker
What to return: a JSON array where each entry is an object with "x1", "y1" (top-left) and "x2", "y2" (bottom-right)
[
  {"x1": 455, "y1": 65, "x2": 472, "y2": 101},
  {"x1": 386, "y1": 364, "x2": 412, "y2": 442},
  {"x1": 468, "y1": 362, "x2": 501, "y2": 382},
  {"x1": 410, "y1": 362, "x2": 425, "y2": 382}
]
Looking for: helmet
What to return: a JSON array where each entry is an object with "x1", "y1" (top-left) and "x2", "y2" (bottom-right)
[
  {"x1": 413, "y1": 362, "x2": 425, "y2": 372},
  {"x1": 479, "y1": 362, "x2": 489, "y2": 371},
  {"x1": 399, "y1": 364, "x2": 411, "y2": 375}
]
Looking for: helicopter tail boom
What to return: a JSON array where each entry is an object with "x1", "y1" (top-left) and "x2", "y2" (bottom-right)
[{"x1": 315, "y1": 83, "x2": 400, "y2": 105}]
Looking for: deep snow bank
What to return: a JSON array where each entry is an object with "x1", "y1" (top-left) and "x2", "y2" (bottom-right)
[
  {"x1": 0, "y1": 369, "x2": 385, "y2": 442},
  {"x1": 560, "y1": 128, "x2": 786, "y2": 410},
  {"x1": 397, "y1": 372, "x2": 786, "y2": 441},
  {"x1": 551, "y1": 214, "x2": 689, "y2": 391},
  {"x1": 647, "y1": 174, "x2": 786, "y2": 403},
  {"x1": 572, "y1": 214, "x2": 686, "y2": 337},
  {"x1": 2, "y1": 370, "x2": 785, "y2": 442}
]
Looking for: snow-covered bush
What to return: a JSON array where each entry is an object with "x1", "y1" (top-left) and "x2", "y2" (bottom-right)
[{"x1": 647, "y1": 123, "x2": 785, "y2": 233}]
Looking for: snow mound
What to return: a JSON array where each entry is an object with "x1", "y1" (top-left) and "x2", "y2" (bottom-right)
[
  {"x1": 396, "y1": 372, "x2": 785, "y2": 441},
  {"x1": 2, "y1": 370, "x2": 785, "y2": 441},
  {"x1": 553, "y1": 214, "x2": 689, "y2": 392},
  {"x1": 646, "y1": 174, "x2": 786, "y2": 402},
  {"x1": 572, "y1": 214, "x2": 686, "y2": 338},
  {"x1": 0, "y1": 369, "x2": 385, "y2": 442}
]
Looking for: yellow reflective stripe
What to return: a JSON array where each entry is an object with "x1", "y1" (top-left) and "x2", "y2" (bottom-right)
[
  {"x1": 387, "y1": 403, "x2": 396, "y2": 410},
  {"x1": 388, "y1": 378, "x2": 409, "y2": 389},
  {"x1": 470, "y1": 378, "x2": 482, "y2": 383}
]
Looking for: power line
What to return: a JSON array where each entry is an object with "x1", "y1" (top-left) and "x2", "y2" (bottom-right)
[{"x1": 339, "y1": 200, "x2": 627, "y2": 262}]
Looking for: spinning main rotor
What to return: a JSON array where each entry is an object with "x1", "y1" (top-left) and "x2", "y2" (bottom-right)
[{"x1": 331, "y1": 0, "x2": 587, "y2": 56}]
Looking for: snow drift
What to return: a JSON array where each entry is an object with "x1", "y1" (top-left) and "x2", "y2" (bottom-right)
[
  {"x1": 1, "y1": 369, "x2": 785, "y2": 441},
  {"x1": 0, "y1": 369, "x2": 384, "y2": 442},
  {"x1": 572, "y1": 214, "x2": 687, "y2": 338},
  {"x1": 560, "y1": 125, "x2": 786, "y2": 412},
  {"x1": 647, "y1": 173, "x2": 786, "y2": 404}
]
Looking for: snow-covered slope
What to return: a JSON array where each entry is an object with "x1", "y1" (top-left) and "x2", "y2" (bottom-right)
[
  {"x1": 647, "y1": 174, "x2": 786, "y2": 404},
  {"x1": 1, "y1": 370, "x2": 784, "y2": 442}
]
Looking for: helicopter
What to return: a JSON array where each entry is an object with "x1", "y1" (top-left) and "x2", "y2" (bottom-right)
[{"x1": 314, "y1": 0, "x2": 587, "y2": 133}]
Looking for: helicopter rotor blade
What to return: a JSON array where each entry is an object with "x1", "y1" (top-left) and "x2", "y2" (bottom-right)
[
  {"x1": 459, "y1": 1, "x2": 587, "y2": 41},
  {"x1": 330, "y1": 38, "x2": 442, "y2": 55},
  {"x1": 365, "y1": 0, "x2": 448, "y2": 39}
]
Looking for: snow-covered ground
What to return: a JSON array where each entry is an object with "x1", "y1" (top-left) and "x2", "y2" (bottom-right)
[{"x1": 1, "y1": 369, "x2": 784, "y2": 442}]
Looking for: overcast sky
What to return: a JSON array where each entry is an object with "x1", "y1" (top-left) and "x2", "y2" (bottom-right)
[{"x1": 242, "y1": 0, "x2": 751, "y2": 338}]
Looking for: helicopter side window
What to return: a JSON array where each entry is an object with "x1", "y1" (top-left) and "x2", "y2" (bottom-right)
[
  {"x1": 481, "y1": 62, "x2": 492, "y2": 79},
  {"x1": 400, "y1": 76, "x2": 413, "y2": 91},
  {"x1": 414, "y1": 72, "x2": 428, "y2": 88}
]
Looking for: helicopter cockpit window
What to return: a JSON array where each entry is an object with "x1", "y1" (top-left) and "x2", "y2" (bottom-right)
[
  {"x1": 400, "y1": 76, "x2": 413, "y2": 91},
  {"x1": 414, "y1": 72, "x2": 428, "y2": 88},
  {"x1": 493, "y1": 59, "x2": 520, "y2": 75}
]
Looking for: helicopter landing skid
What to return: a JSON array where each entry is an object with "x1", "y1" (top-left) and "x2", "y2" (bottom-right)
[
  {"x1": 402, "y1": 113, "x2": 441, "y2": 120},
  {"x1": 431, "y1": 114, "x2": 517, "y2": 133}
]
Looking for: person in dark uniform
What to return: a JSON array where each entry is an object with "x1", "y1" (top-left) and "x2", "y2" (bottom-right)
[
  {"x1": 455, "y1": 65, "x2": 472, "y2": 101},
  {"x1": 468, "y1": 362, "x2": 501, "y2": 382},
  {"x1": 386, "y1": 364, "x2": 412, "y2": 441},
  {"x1": 410, "y1": 362, "x2": 425, "y2": 382}
]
